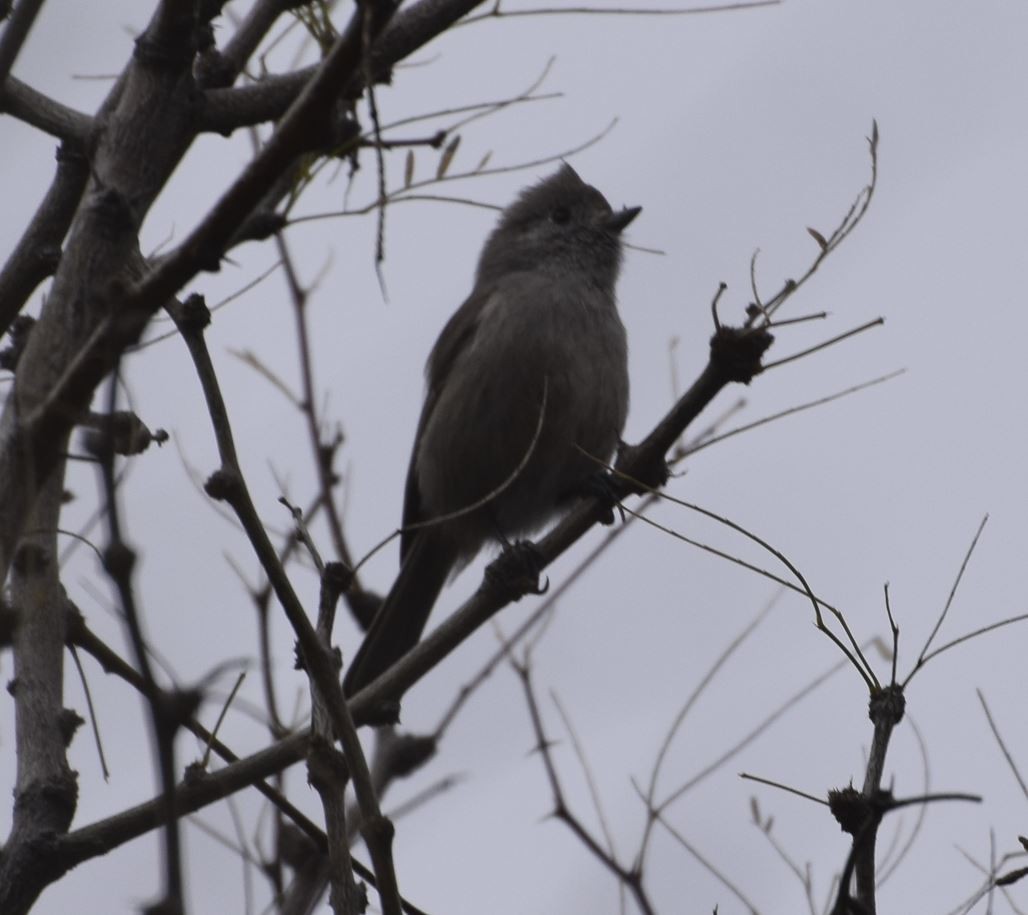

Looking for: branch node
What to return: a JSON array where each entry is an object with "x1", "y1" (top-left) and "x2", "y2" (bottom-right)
[
  {"x1": 194, "y1": 48, "x2": 235, "y2": 91},
  {"x1": 203, "y1": 467, "x2": 241, "y2": 503},
  {"x1": 709, "y1": 325, "x2": 774, "y2": 384},
  {"x1": 868, "y1": 682, "x2": 905, "y2": 728},
  {"x1": 174, "y1": 292, "x2": 211, "y2": 334},
  {"x1": 58, "y1": 708, "x2": 85, "y2": 747},
  {"x1": 102, "y1": 541, "x2": 136, "y2": 580},
  {"x1": 827, "y1": 785, "x2": 865, "y2": 835},
  {"x1": 307, "y1": 735, "x2": 350, "y2": 791},
  {"x1": 322, "y1": 561, "x2": 353, "y2": 606},
  {"x1": 133, "y1": 30, "x2": 196, "y2": 71}
]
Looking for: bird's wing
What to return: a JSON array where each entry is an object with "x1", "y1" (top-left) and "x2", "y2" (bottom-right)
[{"x1": 400, "y1": 283, "x2": 496, "y2": 561}]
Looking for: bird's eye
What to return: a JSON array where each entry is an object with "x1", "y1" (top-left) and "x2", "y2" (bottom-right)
[{"x1": 551, "y1": 206, "x2": 571, "y2": 225}]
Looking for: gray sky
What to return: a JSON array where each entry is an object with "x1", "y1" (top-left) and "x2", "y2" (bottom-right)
[{"x1": 3, "y1": 1, "x2": 1027, "y2": 912}]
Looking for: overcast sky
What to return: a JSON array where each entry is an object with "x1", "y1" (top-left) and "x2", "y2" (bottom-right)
[{"x1": 3, "y1": 1, "x2": 1028, "y2": 913}]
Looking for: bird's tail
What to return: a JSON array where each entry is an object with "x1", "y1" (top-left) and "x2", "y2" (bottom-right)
[{"x1": 343, "y1": 531, "x2": 458, "y2": 697}]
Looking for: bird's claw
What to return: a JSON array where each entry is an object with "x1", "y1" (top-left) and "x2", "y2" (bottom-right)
[{"x1": 485, "y1": 540, "x2": 548, "y2": 603}]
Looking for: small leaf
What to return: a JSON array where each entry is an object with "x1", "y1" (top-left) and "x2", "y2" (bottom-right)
[
  {"x1": 436, "y1": 134, "x2": 461, "y2": 179},
  {"x1": 807, "y1": 227, "x2": 828, "y2": 250},
  {"x1": 996, "y1": 866, "x2": 1028, "y2": 887},
  {"x1": 404, "y1": 150, "x2": 414, "y2": 188},
  {"x1": 476, "y1": 151, "x2": 492, "y2": 173}
]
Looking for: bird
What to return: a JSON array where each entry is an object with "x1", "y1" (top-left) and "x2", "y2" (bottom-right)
[{"x1": 343, "y1": 163, "x2": 639, "y2": 698}]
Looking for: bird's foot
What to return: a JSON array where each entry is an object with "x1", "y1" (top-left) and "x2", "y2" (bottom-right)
[
  {"x1": 577, "y1": 469, "x2": 627, "y2": 525},
  {"x1": 484, "y1": 540, "x2": 548, "y2": 604}
]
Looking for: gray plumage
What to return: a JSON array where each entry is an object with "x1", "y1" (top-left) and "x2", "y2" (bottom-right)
[{"x1": 343, "y1": 164, "x2": 639, "y2": 697}]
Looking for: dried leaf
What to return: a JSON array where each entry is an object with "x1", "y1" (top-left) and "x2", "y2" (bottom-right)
[
  {"x1": 436, "y1": 134, "x2": 461, "y2": 179},
  {"x1": 404, "y1": 150, "x2": 414, "y2": 188},
  {"x1": 476, "y1": 150, "x2": 492, "y2": 173},
  {"x1": 996, "y1": 866, "x2": 1028, "y2": 887},
  {"x1": 807, "y1": 227, "x2": 828, "y2": 250}
]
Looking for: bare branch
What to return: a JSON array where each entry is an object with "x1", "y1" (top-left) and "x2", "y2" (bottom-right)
[
  {"x1": 0, "y1": 143, "x2": 88, "y2": 333},
  {"x1": 0, "y1": 0, "x2": 45, "y2": 86},
  {"x1": 0, "y1": 76, "x2": 93, "y2": 141},
  {"x1": 977, "y1": 690, "x2": 1028, "y2": 801},
  {"x1": 461, "y1": 0, "x2": 781, "y2": 26},
  {"x1": 905, "y1": 514, "x2": 989, "y2": 685},
  {"x1": 0, "y1": 464, "x2": 76, "y2": 915}
]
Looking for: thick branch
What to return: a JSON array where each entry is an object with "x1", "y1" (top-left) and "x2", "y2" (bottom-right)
[
  {"x1": 172, "y1": 292, "x2": 402, "y2": 913},
  {"x1": 0, "y1": 76, "x2": 93, "y2": 141},
  {"x1": 39, "y1": 677, "x2": 402, "y2": 880},
  {"x1": 199, "y1": 0, "x2": 490, "y2": 133},
  {"x1": 0, "y1": 465, "x2": 78, "y2": 915},
  {"x1": 0, "y1": 3, "x2": 209, "y2": 582},
  {"x1": 0, "y1": 0, "x2": 45, "y2": 86},
  {"x1": 216, "y1": 0, "x2": 298, "y2": 83},
  {"x1": 308, "y1": 570, "x2": 364, "y2": 914},
  {"x1": 0, "y1": 0, "x2": 498, "y2": 592},
  {"x1": 57, "y1": 732, "x2": 309, "y2": 873},
  {"x1": 199, "y1": 67, "x2": 313, "y2": 133},
  {"x1": 854, "y1": 685, "x2": 906, "y2": 913},
  {"x1": 0, "y1": 142, "x2": 88, "y2": 334},
  {"x1": 69, "y1": 615, "x2": 328, "y2": 845}
]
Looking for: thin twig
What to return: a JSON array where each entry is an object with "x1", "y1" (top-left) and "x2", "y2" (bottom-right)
[
  {"x1": 68, "y1": 643, "x2": 111, "y2": 781},
  {"x1": 638, "y1": 593, "x2": 780, "y2": 861},
  {"x1": 680, "y1": 370, "x2": 904, "y2": 460},
  {"x1": 461, "y1": 0, "x2": 780, "y2": 25},
  {"x1": 977, "y1": 690, "x2": 1028, "y2": 800},
  {"x1": 740, "y1": 772, "x2": 829, "y2": 806},
  {"x1": 910, "y1": 612, "x2": 1028, "y2": 674},
  {"x1": 905, "y1": 514, "x2": 989, "y2": 685},
  {"x1": 201, "y1": 672, "x2": 247, "y2": 770},
  {"x1": 761, "y1": 317, "x2": 884, "y2": 371},
  {"x1": 650, "y1": 648, "x2": 863, "y2": 814},
  {"x1": 614, "y1": 482, "x2": 877, "y2": 691}
]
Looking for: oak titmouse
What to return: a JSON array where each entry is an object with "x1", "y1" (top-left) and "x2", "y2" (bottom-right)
[{"x1": 343, "y1": 164, "x2": 639, "y2": 696}]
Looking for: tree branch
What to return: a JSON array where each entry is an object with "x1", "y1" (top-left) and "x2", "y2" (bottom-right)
[
  {"x1": 0, "y1": 0, "x2": 210, "y2": 582},
  {"x1": 170, "y1": 291, "x2": 402, "y2": 913},
  {"x1": 0, "y1": 465, "x2": 78, "y2": 915},
  {"x1": 199, "y1": 66, "x2": 313, "y2": 134},
  {"x1": 216, "y1": 0, "x2": 299, "y2": 85},
  {"x1": 0, "y1": 76, "x2": 93, "y2": 141},
  {"x1": 198, "y1": 0, "x2": 492, "y2": 134},
  {"x1": 69, "y1": 613, "x2": 330, "y2": 849},
  {"x1": 0, "y1": 0, "x2": 45, "y2": 86},
  {"x1": 0, "y1": 142, "x2": 88, "y2": 334}
]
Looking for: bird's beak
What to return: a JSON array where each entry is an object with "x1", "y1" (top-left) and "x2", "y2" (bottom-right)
[{"x1": 605, "y1": 205, "x2": 642, "y2": 234}]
